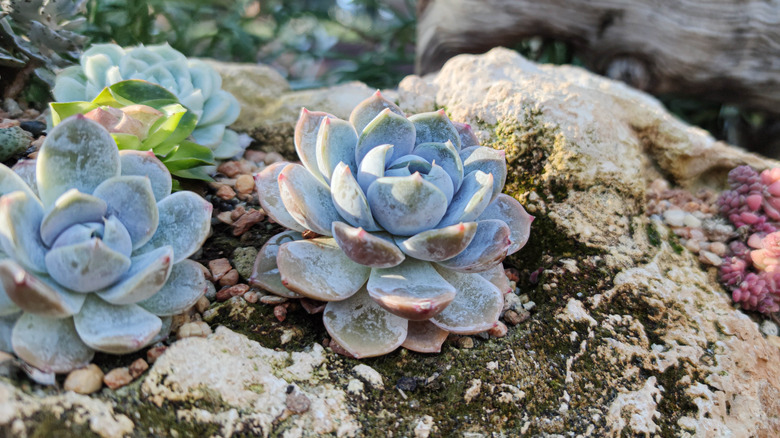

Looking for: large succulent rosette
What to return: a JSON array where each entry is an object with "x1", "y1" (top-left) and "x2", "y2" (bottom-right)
[
  {"x1": 52, "y1": 43, "x2": 242, "y2": 159},
  {"x1": 0, "y1": 116, "x2": 212, "y2": 373},
  {"x1": 253, "y1": 92, "x2": 533, "y2": 358}
]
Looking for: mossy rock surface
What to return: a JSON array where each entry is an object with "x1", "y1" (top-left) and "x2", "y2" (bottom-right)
[{"x1": 4, "y1": 48, "x2": 780, "y2": 437}]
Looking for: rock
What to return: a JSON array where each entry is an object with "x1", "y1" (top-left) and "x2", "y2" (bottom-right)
[
  {"x1": 208, "y1": 258, "x2": 232, "y2": 281},
  {"x1": 347, "y1": 378, "x2": 364, "y2": 395},
  {"x1": 177, "y1": 321, "x2": 212, "y2": 339},
  {"x1": 63, "y1": 364, "x2": 104, "y2": 395},
  {"x1": 353, "y1": 364, "x2": 384, "y2": 390},
  {"x1": 456, "y1": 336, "x2": 474, "y2": 349},
  {"x1": 103, "y1": 367, "x2": 133, "y2": 390},
  {"x1": 230, "y1": 247, "x2": 258, "y2": 279},
  {"x1": 761, "y1": 321, "x2": 779, "y2": 337},
  {"x1": 464, "y1": 379, "x2": 482, "y2": 404},
  {"x1": 414, "y1": 415, "x2": 435, "y2": 438},
  {"x1": 128, "y1": 359, "x2": 149, "y2": 379}
]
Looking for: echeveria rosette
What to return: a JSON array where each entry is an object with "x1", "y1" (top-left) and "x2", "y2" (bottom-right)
[
  {"x1": 52, "y1": 43, "x2": 242, "y2": 159},
  {"x1": 252, "y1": 92, "x2": 533, "y2": 358},
  {"x1": 0, "y1": 115, "x2": 213, "y2": 374}
]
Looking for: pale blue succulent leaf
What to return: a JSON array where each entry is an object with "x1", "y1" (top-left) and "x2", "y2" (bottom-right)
[
  {"x1": 356, "y1": 109, "x2": 415, "y2": 164},
  {"x1": 209, "y1": 128, "x2": 244, "y2": 160},
  {"x1": 200, "y1": 90, "x2": 241, "y2": 126},
  {"x1": 45, "y1": 238, "x2": 132, "y2": 293},
  {"x1": 478, "y1": 263, "x2": 512, "y2": 294},
  {"x1": 316, "y1": 118, "x2": 358, "y2": 182},
  {"x1": 395, "y1": 222, "x2": 477, "y2": 262},
  {"x1": 412, "y1": 141, "x2": 464, "y2": 192},
  {"x1": 74, "y1": 295, "x2": 162, "y2": 354},
  {"x1": 12, "y1": 313, "x2": 95, "y2": 373},
  {"x1": 0, "y1": 191, "x2": 47, "y2": 273},
  {"x1": 254, "y1": 162, "x2": 307, "y2": 233},
  {"x1": 101, "y1": 215, "x2": 133, "y2": 258},
  {"x1": 138, "y1": 259, "x2": 207, "y2": 316},
  {"x1": 459, "y1": 146, "x2": 507, "y2": 202},
  {"x1": 366, "y1": 174, "x2": 448, "y2": 236},
  {"x1": 52, "y1": 66, "x2": 87, "y2": 102},
  {"x1": 332, "y1": 221, "x2": 404, "y2": 268},
  {"x1": 39, "y1": 189, "x2": 107, "y2": 247},
  {"x1": 276, "y1": 237, "x2": 370, "y2": 301},
  {"x1": 453, "y1": 122, "x2": 480, "y2": 148},
  {"x1": 330, "y1": 163, "x2": 380, "y2": 231},
  {"x1": 384, "y1": 167, "x2": 412, "y2": 178},
  {"x1": 147, "y1": 315, "x2": 173, "y2": 345},
  {"x1": 132, "y1": 191, "x2": 212, "y2": 264},
  {"x1": 424, "y1": 163, "x2": 455, "y2": 203},
  {"x1": 10, "y1": 160, "x2": 38, "y2": 198},
  {"x1": 294, "y1": 109, "x2": 333, "y2": 183},
  {"x1": 49, "y1": 223, "x2": 102, "y2": 249},
  {"x1": 436, "y1": 219, "x2": 511, "y2": 273},
  {"x1": 248, "y1": 230, "x2": 304, "y2": 299},
  {"x1": 388, "y1": 154, "x2": 432, "y2": 174},
  {"x1": 0, "y1": 259, "x2": 85, "y2": 318},
  {"x1": 323, "y1": 287, "x2": 407, "y2": 358},
  {"x1": 356, "y1": 143, "x2": 393, "y2": 193},
  {"x1": 278, "y1": 163, "x2": 343, "y2": 236},
  {"x1": 190, "y1": 123, "x2": 224, "y2": 149},
  {"x1": 0, "y1": 312, "x2": 20, "y2": 352},
  {"x1": 367, "y1": 258, "x2": 456, "y2": 321},
  {"x1": 36, "y1": 116, "x2": 120, "y2": 207},
  {"x1": 477, "y1": 194, "x2": 534, "y2": 254},
  {"x1": 119, "y1": 150, "x2": 172, "y2": 202},
  {"x1": 0, "y1": 162, "x2": 36, "y2": 199},
  {"x1": 93, "y1": 175, "x2": 159, "y2": 250},
  {"x1": 408, "y1": 111, "x2": 461, "y2": 150},
  {"x1": 349, "y1": 91, "x2": 404, "y2": 135},
  {"x1": 0, "y1": 275, "x2": 21, "y2": 316},
  {"x1": 431, "y1": 265, "x2": 503, "y2": 335},
  {"x1": 437, "y1": 170, "x2": 493, "y2": 228},
  {"x1": 97, "y1": 246, "x2": 174, "y2": 305}
]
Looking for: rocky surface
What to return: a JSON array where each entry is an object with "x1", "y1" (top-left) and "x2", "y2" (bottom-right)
[{"x1": 4, "y1": 47, "x2": 780, "y2": 437}]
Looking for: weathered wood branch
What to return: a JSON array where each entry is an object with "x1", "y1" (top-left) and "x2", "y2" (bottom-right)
[{"x1": 417, "y1": 0, "x2": 780, "y2": 114}]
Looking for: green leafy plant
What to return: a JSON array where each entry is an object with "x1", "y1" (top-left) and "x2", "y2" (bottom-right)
[
  {"x1": 0, "y1": 115, "x2": 212, "y2": 374},
  {"x1": 51, "y1": 79, "x2": 216, "y2": 186}
]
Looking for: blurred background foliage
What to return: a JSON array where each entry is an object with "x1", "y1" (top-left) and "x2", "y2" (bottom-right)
[{"x1": 2, "y1": 0, "x2": 776, "y2": 154}]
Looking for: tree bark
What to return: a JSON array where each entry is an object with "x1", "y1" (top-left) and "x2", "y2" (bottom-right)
[{"x1": 417, "y1": 0, "x2": 780, "y2": 114}]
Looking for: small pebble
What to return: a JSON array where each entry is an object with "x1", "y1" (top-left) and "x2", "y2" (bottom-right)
[
  {"x1": 353, "y1": 364, "x2": 384, "y2": 389},
  {"x1": 522, "y1": 301, "x2": 536, "y2": 311},
  {"x1": 347, "y1": 379, "x2": 364, "y2": 395},
  {"x1": 128, "y1": 358, "x2": 149, "y2": 379},
  {"x1": 503, "y1": 293, "x2": 522, "y2": 312},
  {"x1": 178, "y1": 321, "x2": 212, "y2": 339},
  {"x1": 264, "y1": 151, "x2": 284, "y2": 164},
  {"x1": 231, "y1": 209, "x2": 264, "y2": 236},
  {"x1": 19, "y1": 120, "x2": 46, "y2": 137},
  {"x1": 216, "y1": 283, "x2": 249, "y2": 301},
  {"x1": 208, "y1": 258, "x2": 232, "y2": 281},
  {"x1": 147, "y1": 344, "x2": 167, "y2": 364},
  {"x1": 684, "y1": 239, "x2": 701, "y2": 253},
  {"x1": 204, "y1": 281, "x2": 217, "y2": 301},
  {"x1": 709, "y1": 242, "x2": 727, "y2": 257},
  {"x1": 260, "y1": 294, "x2": 288, "y2": 305},
  {"x1": 663, "y1": 209, "x2": 686, "y2": 227},
  {"x1": 217, "y1": 161, "x2": 243, "y2": 178},
  {"x1": 504, "y1": 308, "x2": 530, "y2": 326},
  {"x1": 216, "y1": 185, "x2": 236, "y2": 200},
  {"x1": 235, "y1": 174, "x2": 255, "y2": 194},
  {"x1": 243, "y1": 290, "x2": 259, "y2": 303},
  {"x1": 396, "y1": 376, "x2": 417, "y2": 392},
  {"x1": 488, "y1": 321, "x2": 508, "y2": 338},
  {"x1": 683, "y1": 214, "x2": 702, "y2": 228},
  {"x1": 244, "y1": 150, "x2": 266, "y2": 163},
  {"x1": 216, "y1": 211, "x2": 234, "y2": 225},
  {"x1": 195, "y1": 296, "x2": 210, "y2": 314},
  {"x1": 761, "y1": 320, "x2": 779, "y2": 337},
  {"x1": 103, "y1": 367, "x2": 133, "y2": 390},
  {"x1": 219, "y1": 269, "x2": 240, "y2": 287},
  {"x1": 285, "y1": 391, "x2": 311, "y2": 414},
  {"x1": 64, "y1": 364, "x2": 104, "y2": 394},
  {"x1": 699, "y1": 250, "x2": 723, "y2": 266},
  {"x1": 274, "y1": 305, "x2": 287, "y2": 322},
  {"x1": 457, "y1": 336, "x2": 474, "y2": 349}
]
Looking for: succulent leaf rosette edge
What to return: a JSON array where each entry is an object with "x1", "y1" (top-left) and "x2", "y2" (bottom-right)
[
  {"x1": 252, "y1": 92, "x2": 533, "y2": 358},
  {"x1": 0, "y1": 115, "x2": 212, "y2": 374}
]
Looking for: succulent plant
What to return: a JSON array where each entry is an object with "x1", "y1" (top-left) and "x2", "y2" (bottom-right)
[
  {"x1": 1, "y1": 0, "x2": 87, "y2": 88},
  {"x1": 252, "y1": 92, "x2": 533, "y2": 358},
  {"x1": 52, "y1": 43, "x2": 243, "y2": 160},
  {"x1": 50, "y1": 79, "x2": 216, "y2": 185},
  {"x1": 0, "y1": 115, "x2": 213, "y2": 374}
]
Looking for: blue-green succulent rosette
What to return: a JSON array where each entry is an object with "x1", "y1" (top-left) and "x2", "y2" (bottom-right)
[
  {"x1": 253, "y1": 92, "x2": 533, "y2": 358},
  {"x1": 0, "y1": 116, "x2": 212, "y2": 374}
]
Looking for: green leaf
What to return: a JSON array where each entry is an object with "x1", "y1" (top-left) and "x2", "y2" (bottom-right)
[
  {"x1": 101, "y1": 79, "x2": 180, "y2": 107},
  {"x1": 49, "y1": 101, "x2": 99, "y2": 125},
  {"x1": 170, "y1": 166, "x2": 214, "y2": 182},
  {"x1": 112, "y1": 133, "x2": 144, "y2": 150},
  {"x1": 142, "y1": 109, "x2": 186, "y2": 154}
]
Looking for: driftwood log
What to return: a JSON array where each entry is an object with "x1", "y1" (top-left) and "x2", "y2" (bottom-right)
[{"x1": 417, "y1": 0, "x2": 780, "y2": 114}]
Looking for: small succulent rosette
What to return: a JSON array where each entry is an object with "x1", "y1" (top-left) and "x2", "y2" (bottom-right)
[
  {"x1": 0, "y1": 115, "x2": 212, "y2": 374},
  {"x1": 253, "y1": 92, "x2": 533, "y2": 358},
  {"x1": 52, "y1": 43, "x2": 242, "y2": 159}
]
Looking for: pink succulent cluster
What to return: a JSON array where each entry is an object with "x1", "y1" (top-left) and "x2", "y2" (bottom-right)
[{"x1": 717, "y1": 165, "x2": 780, "y2": 313}]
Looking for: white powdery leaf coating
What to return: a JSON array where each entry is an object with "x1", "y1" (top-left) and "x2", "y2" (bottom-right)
[
  {"x1": 39, "y1": 189, "x2": 107, "y2": 247},
  {"x1": 408, "y1": 111, "x2": 461, "y2": 149},
  {"x1": 138, "y1": 259, "x2": 207, "y2": 316},
  {"x1": 477, "y1": 194, "x2": 534, "y2": 255},
  {"x1": 330, "y1": 163, "x2": 380, "y2": 232},
  {"x1": 97, "y1": 246, "x2": 174, "y2": 306},
  {"x1": 478, "y1": 263, "x2": 512, "y2": 294},
  {"x1": 101, "y1": 215, "x2": 133, "y2": 258},
  {"x1": 349, "y1": 90, "x2": 405, "y2": 135},
  {"x1": 459, "y1": 146, "x2": 508, "y2": 202},
  {"x1": 133, "y1": 191, "x2": 212, "y2": 264},
  {"x1": 0, "y1": 191, "x2": 47, "y2": 273},
  {"x1": 10, "y1": 160, "x2": 38, "y2": 198},
  {"x1": 200, "y1": 89, "x2": 241, "y2": 126},
  {"x1": 295, "y1": 109, "x2": 334, "y2": 183},
  {"x1": 119, "y1": 150, "x2": 173, "y2": 202},
  {"x1": 278, "y1": 163, "x2": 344, "y2": 236},
  {"x1": 366, "y1": 173, "x2": 449, "y2": 236},
  {"x1": 323, "y1": 288, "x2": 408, "y2": 358},
  {"x1": 412, "y1": 141, "x2": 464, "y2": 192},
  {"x1": 332, "y1": 222, "x2": 405, "y2": 268},
  {"x1": 424, "y1": 163, "x2": 455, "y2": 203},
  {"x1": 431, "y1": 266, "x2": 503, "y2": 335},
  {"x1": 74, "y1": 295, "x2": 162, "y2": 354},
  {"x1": 395, "y1": 222, "x2": 477, "y2": 262},
  {"x1": 45, "y1": 238, "x2": 132, "y2": 293},
  {"x1": 92, "y1": 175, "x2": 159, "y2": 250},
  {"x1": 316, "y1": 118, "x2": 358, "y2": 182},
  {"x1": 367, "y1": 258, "x2": 456, "y2": 321},
  {"x1": 277, "y1": 238, "x2": 370, "y2": 301},
  {"x1": 0, "y1": 163, "x2": 37, "y2": 200},
  {"x1": 0, "y1": 274, "x2": 21, "y2": 316},
  {"x1": 437, "y1": 170, "x2": 493, "y2": 228},
  {"x1": 356, "y1": 144, "x2": 393, "y2": 194},
  {"x1": 249, "y1": 230, "x2": 304, "y2": 299},
  {"x1": 436, "y1": 219, "x2": 511, "y2": 273},
  {"x1": 254, "y1": 162, "x2": 306, "y2": 233},
  {"x1": 36, "y1": 117, "x2": 120, "y2": 207},
  {"x1": 356, "y1": 109, "x2": 416, "y2": 164},
  {"x1": 0, "y1": 259, "x2": 86, "y2": 318},
  {"x1": 12, "y1": 313, "x2": 94, "y2": 374},
  {"x1": 402, "y1": 320, "x2": 449, "y2": 354}
]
